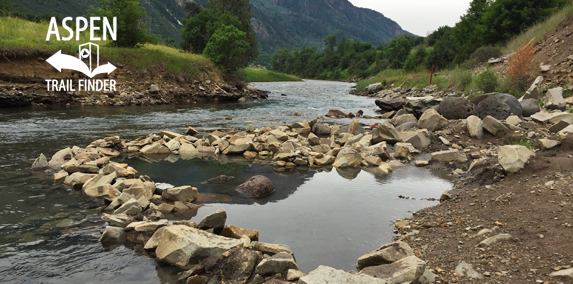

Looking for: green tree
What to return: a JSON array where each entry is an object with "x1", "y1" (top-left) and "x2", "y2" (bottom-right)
[
  {"x1": 203, "y1": 25, "x2": 250, "y2": 73},
  {"x1": 181, "y1": 9, "x2": 242, "y2": 53},
  {"x1": 0, "y1": 0, "x2": 11, "y2": 12},
  {"x1": 88, "y1": 0, "x2": 152, "y2": 48},
  {"x1": 183, "y1": 1, "x2": 202, "y2": 18},
  {"x1": 403, "y1": 46, "x2": 428, "y2": 71}
]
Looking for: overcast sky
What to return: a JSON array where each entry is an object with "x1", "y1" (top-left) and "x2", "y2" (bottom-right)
[{"x1": 348, "y1": 0, "x2": 473, "y2": 36}]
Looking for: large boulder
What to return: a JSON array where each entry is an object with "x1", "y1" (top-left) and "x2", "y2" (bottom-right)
[
  {"x1": 162, "y1": 186, "x2": 199, "y2": 202},
  {"x1": 498, "y1": 145, "x2": 534, "y2": 173},
  {"x1": 545, "y1": 87, "x2": 566, "y2": 111},
  {"x1": 153, "y1": 225, "x2": 242, "y2": 269},
  {"x1": 399, "y1": 130, "x2": 431, "y2": 149},
  {"x1": 521, "y1": 99, "x2": 540, "y2": 117},
  {"x1": 333, "y1": 148, "x2": 363, "y2": 168},
  {"x1": 390, "y1": 114, "x2": 417, "y2": 127},
  {"x1": 255, "y1": 252, "x2": 298, "y2": 275},
  {"x1": 359, "y1": 256, "x2": 426, "y2": 284},
  {"x1": 371, "y1": 121, "x2": 402, "y2": 144},
  {"x1": 476, "y1": 95, "x2": 511, "y2": 120},
  {"x1": 235, "y1": 175, "x2": 275, "y2": 198},
  {"x1": 221, "y1": 225, "x2": 259, "y2": 241},
  {"x1": 299, "y1": 265, "x2": 388, "y2": 284},
  {"x1": 494, "y1": 93, "x2": 522, "y2": 116},
  {"x1": 311, "y1": 123, "x2": 331, "y2": 136},
  {"x1": 356, "y1": 241, "x2": 414, "y2": 270},
  {"x1": 326, "y1": 109, "x2": 348, "y2": 118},
  {"x1": 375, "y1": 97, "x2": 404, "y2": 112},
  {"x1": 49, "y1": 147, "x2": 73, "y2": 170},
  {"x1": 482, "y1": 116, "x2": 508, "y2": 136},
  {"x1": 418, "y1": 109, "x2": 448, "y2": 131},
  {"x1": 197, "y1": 209, "x2": 227, "y2": 233},
  {"x1": 204, "y1": 247, "x2": 262, "y2": 283},
  {"x1": 99, "y1": 226, "x2": 126, "y2": 247},
  {"x1": 367, "y1": 83, "x2": 384, "y2": 94},
  {"x1": 438, "y1": 97, "x2": 478, "y2": 119}
]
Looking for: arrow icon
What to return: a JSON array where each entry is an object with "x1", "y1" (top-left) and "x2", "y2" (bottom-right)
[{"x1": 46, "y1": 50, "x2": 116, "y2": 78}]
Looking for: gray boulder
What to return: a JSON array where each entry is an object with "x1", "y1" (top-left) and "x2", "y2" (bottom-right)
[
  {"x1": 32, "y1": 153, "x2": 49, "y2": 171},
  {"x1": 494, "y1": 93, "x2": 522, "y2": 116},
  {"x1": 367, "y1": 83, "x2": 384, "y2": 94},
  {"x1": 356, "y1": 241, "x2": 414, "y2": 270},
  {"x1": 311, "y1": 123, "x2": 331, "y2": 136},
  {"x1": 49, "y1": 147, "x2": 73, "y2": 170},
  {"x1": 390, "y1": 114, "x2": 417, "y2": 127},
  {"x1": 300, "y1": 265, "x2": 388, "y2": 284},
  {"x1": 418, "y1": 108, "x2": 448, "y2": 131},
  {"x1": 235, "y1": 175, "x2": 275, "y2": 198},
  {"x1": 476, "y1": 96, "x2": 511, "y2": 120},
  {"x1": 521, "y1": 99, "x2": 540, "y2": 117},
  {"x1": 359, "y1": 256, "x2": 426, "y2": 284},
  {"x1": 375, "y1": 97, "x2": 404, "y2": 112},
  {"x1": 99, "y1": 226, "x2": 126, "y2": 247},
  {"x1": 498, "y1": 145, "x2": 534, "y2": 173},
  {"x1": 545, "y1": 87, "x2": 566, "y2": 111},
  {"x1": 197, "y1": 209, "x2": 227, "y2": 233},
  {"x1": 255, "y1": 252, "x2": 298, "y2": 275},
  {"x1": 438, "y1": 97, "x2": 478, "y2": 119}
]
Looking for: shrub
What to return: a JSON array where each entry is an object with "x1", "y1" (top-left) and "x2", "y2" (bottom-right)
[
  {"x1": 465, "y1": 45, "x2": 503, "y2": 69},
  {"x1": 475, "y1": 69, "x2": 499, "y2": 93},
  {"x1": 450, "y1": 67, "x2": 473, "y2": 91},
  {"x1": 507, "y1": 42, "x2": 535, "y2": 90}
]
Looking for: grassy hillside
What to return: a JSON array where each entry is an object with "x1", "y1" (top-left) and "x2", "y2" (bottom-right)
[
  {"x1": 243, "y1": 68, "x2": 301, "y2": 82},
  {"x1": 0, "y1": 16, "x2": 218, "y2": 80}
]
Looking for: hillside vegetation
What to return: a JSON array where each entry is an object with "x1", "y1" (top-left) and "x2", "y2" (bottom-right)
[{"x1": 243, "y1": 68, "x2": 301, "y2": 82}]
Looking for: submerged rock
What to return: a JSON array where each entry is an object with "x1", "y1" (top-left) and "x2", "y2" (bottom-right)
[
  {"x1": 234, "y1": 175, "x2": 274, "y2": 198},
  {"x1": 201, "y1": 175, "x2": 235, "y2": 184},
  {"x1": 31, "y1": 153, "x2": 49, "y2": 171}
]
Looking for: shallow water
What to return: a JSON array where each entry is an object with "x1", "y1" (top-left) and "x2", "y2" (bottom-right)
[{"x1": 0, "y1": 80, "x2": 452, "y2": 282}]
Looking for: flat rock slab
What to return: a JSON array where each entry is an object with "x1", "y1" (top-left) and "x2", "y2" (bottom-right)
[
  {"x1": 299, "y1": 265, "x2": 388, "y2": 284},
  {"x1": 359, "y1": 256, "x2": 426, "y2": 284},
  {"x1": 478, "y1": 233, "x2": 512, "y2": 247}
]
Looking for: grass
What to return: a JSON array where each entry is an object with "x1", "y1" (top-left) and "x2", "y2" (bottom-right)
[
  {"x1": 243, "y1": 67, "x2": 301, "y2": 82},
  {"x1": 0, "y1": 16, "x2": 218, "y2": 80},
  {"x1": 508, "y1": 139, "x2": 534, "y2": 150},
  {"x1": 355, "y1": 68, "x2": 454, "y2": 93},
  {"x1": 503, "y1": 2, "x2": 573, "y2": 54}
]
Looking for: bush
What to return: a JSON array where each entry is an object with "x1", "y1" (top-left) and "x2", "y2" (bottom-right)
[
  {"x1": 475, "y1": 70, "x2": 499, "y2": 93},
  {"x1": 450, "y1": 68, "x2": 473, "y2": 91},
  {"x1": 507, "y1": 42, "x2": 535, "y2": 90},
  {"x1": 465, "y1": 45, "x2": 503, "y2": 69},
  {"x1": 203, "y1": 25, "x2": 250, "y2": 73}
]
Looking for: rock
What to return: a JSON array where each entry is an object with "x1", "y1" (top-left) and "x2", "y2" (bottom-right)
[
  {"x1": 438, "y1": 97, "x2": 477, "y2": 119},
  {"x1": 367, "y1": 83, "x2": 384, "y2": 93},
  {"x1": 326, "y1": 109, "x2": 347, "y2": 118},
  {"x1": 307, "y1": 133, "x2": 320, "y2": 145},
  {"x1": 375, "y1": 97, "x2": 404, "y2": 112},
  {"x1": 498, "y1": 145, "x2": 534, "y2": 173},
  {"x1": 549, "y1": 120, "x2": 571, "y2": 133},
  {"x1": 300, "y1": 265, "x2": 387, "y2": 284},
  {"x1": 430, "y1": 150, "x2": 468, "y2": 163},
  {"x1": 82, "y1": 172, "x2": 117, "y2": 191},
  {"x1": 333, "y1": 148, "x2": 363, "y2": 168},
  {"x1": 235, "y1": 175, "x2": 274, "y2": 198},
  {"x1": 186, "y1": 126, "x2": 199, "y2": 136},
  {"x1": 477, "y1": 96, "x2": 511, "y2": 120},
  {"x1": 361, "y1": 142, "x2": 390, "y2": 160},
  {"x1": 395, "y1": 122, "x2": 418, "y2": 131},
  {"x1": 399, "y1": 130, "x2": 431, "y2": 149},
  {"x1": 372, "y1": 121, "x2": 402, "y2": 144},
  {"x1": 32, "y1": 153, "x2": 49, "y2": 170},
  {"x1": 287, "y1": 269, "x2": 306, "y2": 281},
  {"x1": 494, "y1": 93, "x2": 522, "y2": 116},
  {"x1": 221, "y1": 225, "x2": 259, "y2": 241},
  {"x1": 545, "y1": 87, "x2": 566, "y2": 110},
  {"x1": 393, "y1": 143, "x2": 411, "y2": 160},
  {"x1": 84, "y1": 184, "x2": 119, "y2": 199},
  {"x1": 206, "y1": 247, "x2": 262, "y2": 283},
  {"x1": 311, "y1": 123, "x2": 331, "y2": 135},
  {"x1": 255, "y1": 252, "x2": 298, "y2": 275},
  {"x1": 140, "y1": 142, "x2": 170, "y2": 155},
  {"x1": 186, "y1": 275, "x2": 208, "y2": 284},
  {"x1": 440, "y1": 190, "x2": 453, "y2": 201},
  {"x1": 482, "y1": 116, "x2": 508, "y2": 136},
  {"x1": 53, "y1": 170, "x2": 68, "y2": 184},
  {"x1": 549, "y1": 268, "x2": 573, "y2": 278},
  {"x1": 417, "y1": 268, "x2": 438, "y2": 284},
  {"x1": 506, "y1": 115, "x2": 522, "y2": 126},
  {"x1": 404, "y1": 96, "x2": 442, "y2": 117},
  {"x1": 314, "y1": 155, "x2": 335, "y2": 166},
  {"x1": 179, "y1": 143, "x2": 198, "y2": 159},
  {"x1": 293, "y1": 111, "x2": 302, "y2": 116},
  {"x1": 99, "y1": 226, "x2": 126, "y2": 246},
  {"x1": 478, "y1": 233, "x2": 512, "y2": 247},
  {"x1": 165, "y1": 139, "x2": 181, "y2": 152},
  {"x1": 223, "y1": 144, "x2": 251, "y2": 155},
  {"x1": 454, "y1": 261, "x2": 483, "y2": 279},
  {"x1": 539, "y1": 139, "x2": 560, "y2": 150},
  {"x1": 378, "y1": 163, "x2": 393, "y2": 174},
  {"x1": 466, "y1": 115, "x2": 483, "y2": 139},
  {"x1": 530, "y1": 111, "x2": 553, "y2": 123},
  {"x1": 134, "y1": 220, "x2": 170, "y2": 232},
  {"x1": 63, "y1": 172, "x2": 97, "y2": 189},
  {"x1": 162, "y1": 186, "x2": 199, "y2": 202},
  {"x1": 521, "y1": 99, "x2": 541, "y2": 117},
  {"x1": 101, "y1": 213, "x2": 133, "y2": 227},
  {"x1": 359, "y1": 256, "x2": 426, "y2": 284},
  {"x1": 356, "y1": 241, "x2": 414, "y2": 270},
  {"x1": 154, "y1": 225, "x2": 242, "y2": 269},
  {"x1": 149, "y1": 84, "x2": 160, "y2": 94},
  {"x1": 202, "y1": 175, "x2": 235, "y2": 184},
  {"x1": 521, "y1": 76, "x2": 543, "y2": 101},
  {"x1": 197, "y1": 209, "x2": 227, "y2": 233},
  {"x1": 348, "y1": 119, "x2": 359, "y2": 135},
  {"x1": 252, "y1": 242, "x2": 293, "y2": 256},
  {"x1": 113, "y1": 198, "x2": 142, "y2": 216},
  {"x1": 390, "y1": 114, "x2": 417, "y2": 127},
  {"x1": 49, "y1": 147, "x2": 73, "y2": 170},
  {"x1": 418, "y1": 108, "x2": 448, "y2": 131},
  {"x1": 415, "y1": 160, "x2": 429, "y2": 167}
]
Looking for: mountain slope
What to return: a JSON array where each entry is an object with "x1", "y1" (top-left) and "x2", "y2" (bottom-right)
[{"x1": 10, "y1": 0, "x2": 408, "y2": 65}]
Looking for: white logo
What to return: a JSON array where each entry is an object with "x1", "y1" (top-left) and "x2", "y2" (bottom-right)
[{"x1": 46, "y1": 42, "x2": 116, "y2": 78}]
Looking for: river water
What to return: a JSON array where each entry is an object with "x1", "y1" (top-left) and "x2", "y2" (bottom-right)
[{"x1": 0, "y1": 80, "x2": 451, "y2": 283}]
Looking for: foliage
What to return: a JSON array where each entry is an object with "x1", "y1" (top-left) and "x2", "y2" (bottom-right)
[
  {"x1": 203, "y1": 25, "x2": 250, "y2": 73},
  {"x1": 243, "y1": 68, "x2": 301, "y2": 82},
  {"x1": 450, "y1": 68, "x2": 474, "y2": 91},
  {"x1": 507, "y1": 42, "x2": 535, "y2": 90},
  {"x1": 88, "y1": 0, "x2": 153, "y2": 48},
  {"x1": 181, "y1": 9, "x2": 242, "y2": 53},
  {"x1": 475, "y1": 69, "x2": 499, "y2": 93},
  {"x1": 403, "y1": 46, "x2": 428, "y2": 71},
  {"x1": 0, "y1": 0, "x2": 10, "y2": 12},
  {"x1": 508, "y1": 139, "x2": 534, "y2": 150},
  {"x1": 465, "y1": 45, "x2": 502, "y2": 69}
]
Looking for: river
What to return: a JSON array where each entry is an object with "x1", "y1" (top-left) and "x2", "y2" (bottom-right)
[{"x1": 0, "y1": 80, "x2": 451, "y2": 283}]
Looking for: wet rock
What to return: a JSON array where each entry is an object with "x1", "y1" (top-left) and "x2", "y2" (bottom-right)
[
  {"x1": 99, "y1": 226, "x2": 126, "y2": 246},
  {"x1": 440, "y1": 190, "x2": 453, "y2": 201},
  {"x1": 356, "y1": 241, "x2": 414, "y2": 270},
  {"x1": 197, "y1": 209, "x2": 227, "y2": 233},
  {"x1": 478, "y1": 233, "x2": 512, "y2": 247},
  {"x1": 326, "y1": 109, "x2": 348, "y2": 118},
  {"x1": 113, "y1": 198, "x2": 142, "y2": 215},
  {"x1": 300, "y1": 265, "x2": 387, "y2": 284},
  {"x1": 101, "y1": 213, "x2": 133, "y2": 227},
  {"x1": 482, "y1": 115, "x2": 508, "y2": 136},
  {"x1": 333, "y1": 148, "x2": 363, "y2": 168},
  {"x1": 252, "y1": 242, "x2": 293, "y2": 256},
  {"x1": 32, "y1": 153, "x2": 49, "y2": 170},
  {"x1": 375, "y1": 97, "x2": 404, "y2": 112},
  {"x1": 186, "y1": 126, "x2": 199, "y2": 136},
  {"x1": 162, "y1": 186, "x2": 199, "y2": 202},
  {"x1": 154, "y1": 225, "x2": 242, "y2": 269},
  {"x1": 430, "y1": 149, "x2": 468, "y2": 163},
  {"x1": 255, "y1": 252, "x2": 298, "y2": 275},
  {"x1": 202, "y1": 175, "x2": 235, "y2": 184},
  {"x1": 49, "y1": 147, "x2": 73, "y2": 170},
  {"x1": 467, "y1": 115, "x2": 483, "y2": 139},
  {"x1": 438, "y1": 97, "x2": 477, "y2": 119},
  {"x1": 311, "y1": 123, "x2": 331, "y2": 136},
  {"x1": 221, "y1": 225, "x2": 259, "y2": 241},
  {"x1": 63, "y1": 172, "x2": 97, "y2": 189},
  {"x1": 498, "y1": 145, "x2": 534, "y2": 173},
  {"x1": 377, "y1": 163, "x2": 393, "y2": 175},
  {"x1": 53, "y1": 170, "x2": 68, "y2": 184},
  {"x1": 393, "y1": 143, "x2": 412, "y2": 160},
  {"x1": 454, "y1": 261, "x2": 483, "y2": 279},
  {"x1": 477, "y1": 96, "x2": 511, "y2": 120},
  {"x1": 418, "y1": 108, "x2": 448, "y2": 131},
  {"x1": 84, "y1": 184, "x2": 120, "y2": 199},
  {"x1": 293, "y1": 111, "x2": 302, "y2": 116},
  {"x1": 371, "y1": 121, "x2": 402, "y2": 144},
  {"x1": 521, "y1": 99, "x2": 541, "y2": 117},
  {"x1": 206, "y1": 247, "x2": 262, "y2": 283},
  {"x1": 545, "y1": 87, "x2": 566, "y2": 110},
  {"x1": 235, "y1": 175, "x2": 274, "y2": 198},
  {"x1": 140, "y1": 142, "x2": 171, "y2": 155},
  {"x1": 359, "y1": 256, "x2": 426, "y2": 284}
]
